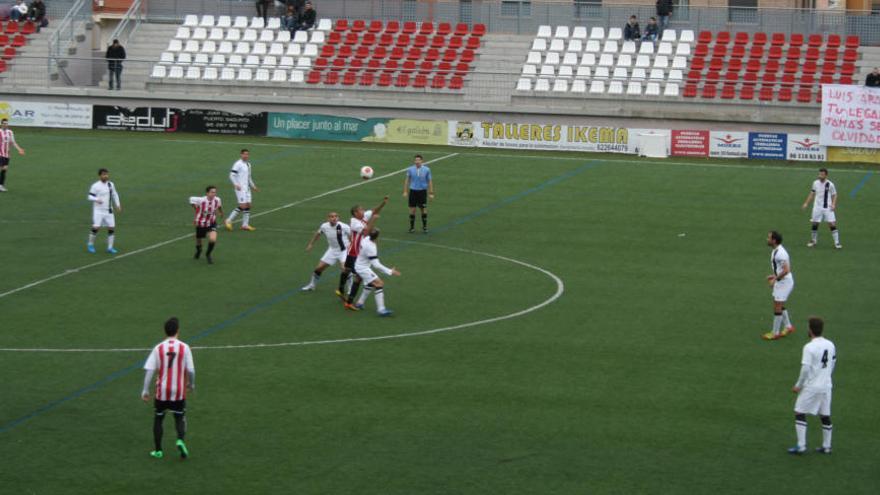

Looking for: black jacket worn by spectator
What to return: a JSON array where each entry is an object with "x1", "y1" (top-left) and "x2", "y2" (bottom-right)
[
  {"x1": 644, "y1": 23, "x2": 659, "y2": 39},
  {"x1": 299, "y1": 8, "x2": 316, "y2": 28},
  {"x1": 29, "y1": 0, "x2": 46, "y2": 20},
  {"x1": 106, "y1": 44, "x2": 126, "y2": 69},
  {"x1": 624, "y1": 23, "x2": 641, "y2": 41},
  {"x1": 866, "y1": 73, "x2": 880, "y2": 87},
  {"x1": 656, "y1": 0, "x2": 673, "y2": 16},
  {"x1": 288, "y1": 0, "x2": 306, "y2": 14}
]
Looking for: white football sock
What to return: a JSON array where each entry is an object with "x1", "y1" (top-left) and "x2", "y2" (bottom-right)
[
  {"x1": 773, "y1": 314, "x2": 784, "y2": 334},
  {"x1": 811, "y1": 230, "x2": 818, "y2": 243},
  {"x1": 782, "y1": 310, "x2": 792, "y2": 329},
  {"x1": 88, "y1": 232, "x2": 96, "y2": 245},
  {"x1": 374, "y1": 288, "x2": 386, "y2": 312},
  {"x1": 227, "y1": 208, "x2": 240, "y2": 222},
  {"x1": 107, "y1": 234, "x2": 115, "y2": 249},
  {"x1": 795, "y1": 419, "x2": 807, "y2": 449},
  {"x1": 242, "y1": 210, "x2": 250, "y2": 227},
  {"x1": 356, "y1": 286, "x2": 373, "y2": 306},
  {"x1": 821, "y1": 423, "x2": 832, "y2": 449},
  {"x1": 831, "y1": 229, "x2": 840, "y2": 245}
]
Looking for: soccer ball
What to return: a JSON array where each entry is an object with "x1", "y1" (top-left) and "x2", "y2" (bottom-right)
[{"x1": 360, "y1": 166, "x2": 374, "y2": 180}]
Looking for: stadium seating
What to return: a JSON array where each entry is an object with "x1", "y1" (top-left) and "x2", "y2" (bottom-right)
[
  {"x1": 0, "y1": 21, "x2": 41, "y2": 70},
  {"x1": 152, "y1": 15, "x2": 485, "y2": 91},
  {"x1": 516, "y1": 25, "x2": 861, "y2": 104}
]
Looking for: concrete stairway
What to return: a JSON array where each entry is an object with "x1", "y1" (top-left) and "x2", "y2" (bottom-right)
[
  {"x1": 96, "y1": 23, "x2": 178, "y2": 90},
  {"x1": 465, "y1": 33, "x2": 531, "y2": 104}
]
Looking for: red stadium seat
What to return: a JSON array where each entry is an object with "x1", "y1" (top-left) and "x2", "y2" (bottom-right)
[
  {"x1": 413, "y1": 35, "x2": 428, "y2": 48},
  {"x1": 728, "y1": 59, "x2": 743, "y2": 72},
  {"x1": 706, "y1": 70, "x2": 721, "y2": 84},
  {"x1": 843, "y1": 49, "x2": 858, "y2": 62},
  {"x1": 819, "y1": 74, "x2": 834, "y2": 85},
  {"x1": 783, "y1": 60, "x2": 798, "y2": 74},
  {"x1": 472, "y1": 24, "x2": 486, "y2": 37},
  {"x1": 314, "y1": 57, "x2": 329, "y2": 71},
  {"x1": 786, "y1": 46, "x2": 800, "y2": 60},
  {"x1": 344, "y1": 32, "x2": 359, "y2": 45},
  {"x1": 753, "y1": 32, "x2": 768, "y2": 46},
  {"x1": 686, "y1": 69, "x2": 702, "y2": 82},
  {"x1": 840, "y1": 62, "x2": 855, "y2": 75},
  {"x1": 306, "y1": 70, "x2": 321, "y2": 84},
  {"x1": 442, "y1": 49, "x2": 458, "y2": 62},
  {"x1": 342, "y1": 71, "x2": 357, "y2": 85},
  {"x1": 395, "y1": 73, "x2": 410, "y2": 87},
  {"x1": 334, "y1": 19, "x2": 349, "y2": 32},
  {"x1": 797, "y1": 88, "x2": 813, "y2": 103},
  {"x1": 331, "y1": 58, "x2": 346, "y2": 71},
  {"x1": 362, "y1": 33, "x2": 376, "y2": 46},
  {"x1": 431, "y1": 35, "x2": 445, "y2": 48},
  {"x1": 839, "y1": 75, "x2": 853, "y2": 85},
  {"x1": 805, "y1": 48, "x2": 819, "y2": 61},
  {"x1": 406, "y1": 47, "x2": 422, "y2": 60},
  {"x1": 21, "y1": 21, "x2": 36, "y2": 35},
  {"x1": 740, "y1": 85, "x2": 755, "y2": 100},
  {"x1": 351, "y1": 20, "x2": 366, "y2": 33},
  {"x1": 368, "y1": 20, "x2": 383, "y2": 34},
  {"x1": 824, "y1": 48, "x2": 838, "y2": 62},
  {"x1": 385, "y1": 21, "x2": 400, "y2": 34},
  {"x1": 743, "y1": 72, "x2": 758, "y2": 86},
  {"x1": 803, "y1": 61, "x2": 817, "y2": 75},
  {"x1": 821, "y1": 62, "x2": 836, "y2": 75},
  {"x1": 371, "y1": 46, "x2": 387, "y2": 60},
  {"x1": 383, "y1": 59, "x2": 399, "y2": 72},
  {"x1": 466, "y1": 37, "x2": 481, "y2": 50},
  {"x1": 460, "y1": 49, "x2": 475, "y2": 63},
  {"x1": 324, "y1": 71, "x2": 339, "y2": 84},
  {"x1": 327, "y1": 32, "x2": 342, "y2": 45},
  {"x1": 449, "y1": 75, "x2": 464, "y2": 89},
  {"x1": 701, "y1": 84, "x2": 717, "y2": 98},
  {"x1": 807, "y1": 34, "x2": 822, "y2": 47},
  {"x1": 437, "y1": 23, "x2": 452, "y2": 36},
  {"x1": 338, "y1": 45, "x2": 353, "y2": 58},
  {"x1": 448, "y1": 36, "x2": 463, "y2": 50},
  {"x1": 437, "y1": 61, "x2": 452, "y2": 75},
  {"x1": 716, "y1": 31, "x2": 731, "y2": 44},
  {"x1": 734, "y1": 32, "x2": 749, "y2": 45},
  {"x1": 759, "y1": 85, "x2": 774, "y2": 101},
  {"x1": 779, "y1": 87, "x2": 793, "y2": 102},
  {"x1": 425, "y1": 48, "x2": 440, "y2": 62},
  {"x1": 395, "y1": 34, "x2": 411, "y2": 47},
  {"x1": 5, "y1": 22, "x2": 19, "y2": 34},
  {"x1": 683, "y1": 83, "x2": 698, "y2": 97},
  {"x1": 0, "y1": 60, "x2": 6, "y2": 73},
  {"x1": 771, "y1": 33, "x2": 785, "y2": 46},
  {"x1": 694, "y1": 44, "x2": 709, "y2": 57},
  {"x1": 767, "y1": 46, "x2": 782, "y2": 60},
  {"x1": 366, "y1": 59, "x2": 381, "y2": 71},
  {"x1": 691, "y1": 57, "x2": 705, "y2": 71},
  {"x1": 748, "y1": 46, "x2": 764, "y2": 60},
  {"x1": 402, "y1": 22, "x2": 417, "y2": 34},
  {"x1": 826, "y1": 34, "x2": 840, "y2": 48},
  {"x1": 454, "y1": 23, "x2": 469, "y2": 36},
  {"x1": 731, "y1": 45, "x2": 745, "y2": 59},
  {"x1": 413, "y1": 74, "x2": 428, "y2": 88},
  {"x1": 418, "y1": 61, "x2": 433, "y2": 74},
  {"x1": 845, "y1": 35, "x2": 859, "y2": 48},
  {"x1": 401, "y1": 60, "x2": 416, "y2": 73},
  {"x1": 431, "y1": 74, "x2": 446, "y2": 89},
  {"x1": 708, "y1": 58, "x2": 724, "y2": 71},
  {"x1": 0, "y1": 34, "x2": 8, "y2": 47},
  {"x1": 781, "y1": 74, "x2": 795, "y2": 87},
  {"x1": 378, "y1": 72, "x2": 392, "y2": 86},
  {"x1": 765, "y1": 60, "x2": 780, "y2": 73},
  {"x1": 354, "y1": 46, "x2": 370, "y2": 59},
  {"x1": 762, "y1": 72, "x2": 777, "y2": 84},
  {"x1": 698, "y1": 31, "x2": 712, "y2": 43},
  {"x1": 378, "y1": 34, "x2": 393, "y2": 46},
  {"x1": 721, "y1": 83, "x2": 736, "y2": 99},
  {"x1": 712, "y1": 44, "x2": 727, "y2": 58},
  {"x1": 10, "y1": 35, "x2": 25, "y2": 48},
  {"x1": 454, "y1": 62, "x2": 470, "y2": 76},
  {"x1": 320, "y1": 45, "x2": 335, "y2": 58},
  {"x1": 359, "y1": 72, "x2": 375, "y2": 85},
  {"x1": 419, "y1": 22, "x2": 434, "y2": 35},
  {"x1": 389, "y1": 46, "x2": 404, "y2": 60},
  {"x1": 724, "y1": 70, "x2": 740, "y2": 83},
  {"x1": 790, "y1": 33, "x2": 804, "y2": 47}
]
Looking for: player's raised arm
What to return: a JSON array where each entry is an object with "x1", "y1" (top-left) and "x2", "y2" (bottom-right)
[{"x1": 373, "y1": 195, "x2": 390, "y2": 214}]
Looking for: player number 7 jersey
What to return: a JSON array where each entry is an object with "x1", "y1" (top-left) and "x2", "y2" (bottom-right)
[{"x1": 144, "y1": 338, "x2": 195, "y2": 401}]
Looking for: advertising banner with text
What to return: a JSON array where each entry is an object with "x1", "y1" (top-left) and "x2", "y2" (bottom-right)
[
  {"x1": 671, "y1": 130, "x2": 709, "y2": 157},
  {"x1": 820, "y1": 84, "x2": 880, "y2": 149},
  {"x1": 709, "y1": 131, "x2": 749, "y2": 158},
  {"x1": 748, "y1": 132, "x2": 787, "y2": 160},
  {"x1": 448, "y1": 121, "x2": 635, "y2": 153},
  {"x1": 0, "y1": 100, "x2": 92, "y2": 129},
  {"x1": 786, "y1": 134, "x2": 827, "y2": 162},
  {"x1": 268, "y1": 113, "x2": 447, "y2": 145}
]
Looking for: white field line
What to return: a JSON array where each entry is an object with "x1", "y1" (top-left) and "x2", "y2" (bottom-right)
[
  {"x1": 0, "y1": 153, "x2": 459, "y2": 300},
  {"x1": 0, "y1": 242, "x2": 564, "y2": 352}
]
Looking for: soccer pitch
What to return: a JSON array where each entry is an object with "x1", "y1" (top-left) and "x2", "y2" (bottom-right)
[{"x1": 1, "y1": 128, "x2": 878, "y2": 494}]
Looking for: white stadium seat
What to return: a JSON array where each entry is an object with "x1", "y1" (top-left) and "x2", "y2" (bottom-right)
[
  {"x1": 607, "y1": 28, "x2": 623, "y2": 41},
  {"x1": 549, "y1": 39, "x2": 565, "y2": 52},
  {"x1": 227, "y1": 54, "x2": 243, "y2": 66},
  {"x1": 664, "y1": 82, "x2": 680, "y2": 96},
  {"x1": 675, "y1": 43, "x2": 691, "y2": 56},
  {"x1": 167, "y1": 39, "x2": 183, "y2": 52},
  {"x1": 183, "y1": 15, "x2": 198, "y2": 27},
  {"x1": 311, "y1": 31, "x2": 325, "y2": 43},
  {"x1": 272, "y1": 69, "x2": 287, "y2": 82},
  {"x1": 175, "y1": 27, "x2": 190, "y2": 39},
  {"x1": 185, "y1": 67, "x2": 200, "y2": 79},
  {"x1": 562, "y1": 53, "x2": 578, "y2": 66},
  {"x1": 598, "y1": 54, "x2": 614, "y2": 66},
  {"x1": 262, "y1": 55, "x2": 277, "y2": 68},
  {"x1": 199, "y1": 15, "x2": 214, "y2": 27},
  {"x1": 201, "y1": 41, "x2": 216, "y2": 54},
  {"x1": 278, "y1": 56, "x2": 295, "y2": 69},
  {"x1": 552, "y1": 79, "x2": 568, "y2": 92},
  {"x1": 226, "y1": 29, "x2": 241, "y2": 41},
  {"x1": 544, "y1": 52, "x2": 560, "y2": 66},
  {"x1": 176, "y1": 52, "x2": 192, "y2": 65},
  {"x1": 237, "y1": 68, "x2": 253, "y2": 81},
  {"x1": 631, "y1": 68, "x2": 647, "y2": 81},
  {"x1": 571, "y1": 79, "x2": 587, "y2": 93},
  {"x1": 627, "y1": 81, "x2": 642, "y2": 95},
  {"x1": 567, "y1": 39, "x2": 582, "y2": 53},
  {"x1": 657, "y1": 42, "x2": 673, "y2": 56},
  {"x1": 558, "y1": 65, "x2": 573, "y2": 78},
  {"x1": 167, "y1": 66, "x2": 184, "y2": 79},
  {"x1": 645, "y1": 82, "x2": 661, "y2": 96},
  {"x1": 235, "y1": 42, "x2": 250, "y2": 55},
  {"x1": 617, "y1": 54, "x2": 633, "y2": 68},
  {"x1": 244, "y1": 55, "x2": 260, "y2": 67},
  {"x1": 608, "y1": 80, "x2": 624, "y2": 94},
  {"x1": 317, "y1": 19, "x2": 332, "y2": 31},
  {"x1": 537, "y1": 25, "x2": 552, "y2": 38},
  {"x1": 654, "y1": 55, "x2": 669, "y2": 69},
  {"x1": 590, "y1": 27, "x2": 605, "y2": 40},
  {"x1": 294, "y1": 31, "x2": 309, "y2": 44},
  {"x1": 210, "y1": 54, "x2": 226, "y2": 66},
  {"x1": 217, "y1": 16, "x2": 231, "y2": 28},
  {"x1": 668, "y1": 70, "x2": 683, "y2": 83},
  {"x1": 259, "y1": 30, "x2": 275, "y2": 43},
  {"x1": 603, "y1": 40, "x2": 618, "y2": 53},
  {"x1": 575, "y1": 66, "x2": 591, "y2": 78},
  {"x1": 290, "y1": 69, "x2": 305, "y2": 83},
  {"x1": 220, "y1": 68, "x2": 236, "y2": 80},
  {"x1": 209, "y1": 28, "x2": 224, "y2": 41},
  {"x1": 539, "y1": 65, "x2": 554, "y2": 77},
  {"x1": 192, "y1": 27, "x2": 208, "y2": 41},
  {"x1": 672, "y1": 56, "x2": 687, "y2": 69},
  {"x1": 589, "y1": 80, "x2": 605, "y2": 93},
  {"x1": 150, "y1": 65, "x2": 167, "y2": 78},
  {"x1": 203, "y1": 67, "x2": 218, "y2": 80},
  {"x1": 635, "y1": 55, "x2": 651, "y2": 68},
  {"x1": 255, "y1": 69, "x2": 270, "y2": 81},
  {"x1": 250, "y1": 17, "x2": 265, "y2": 29},
  {"x1": 522, "y1": 64, "x2": 537, "y2": 76},
  {"x1": 662, "y1": 29, "x2": 677, "y2": 42},
  {"x1": 233, "y1": 16, "x2": 248, "y2": 29},
  {"x1": 680, "y1": 30, "x2": 695, "y2": 43},
  {"x1": 649, "y1": 68, "x2": 665, "y2": 81},
  {"x1": 621, "y1": 41, "x2": 636, "y2": 54},
  {"x1": 159, "y1": 52, "x2": 174, "y2": 64},
  {"x1": 193, "y1": 53, "x2": 209, "y2": 65},
  {"x1": 183, "y1": 40, "x2": 200, "y2": 53},
  {"x1": 585, "y1": 40, "x2": 600, "y2": 53},
  {"x1": 534, "y1": 78, "x2": 550, "y2": 92},
  {"x1": 243, "y1": 29, "x2": 258, "y2": 42},
  {"x1": 296, "y1": 57, "x2": 312, "y2": 69},
  {"x1": 594, "y1": 66, "x2": 609, "y2": 79},
  {"x1": 267, "y1": 18, "x2": 281, "y2": 30},
  {"x1": 526, "y1": 51, "x2": 541, "y2": 65},
  {"x1": 572, "y1": 26, "x2": 588, "y2": 40},
  {"x1": 302, "y1": 44, "x2": 318, "y2": 57},
  {"x1": 580, "y1": 53, "x2": 596, "y2": 66},
  {"x1": 554, "y1": 26, "x2": 570, "y2": 39},
  {"x1": 639, "y1": 42, "x2": 654, "y2": 55},
  {"x1": 269, "y1": 43, "x2": 284, "y2": 56},
  {"x1": 612, "y1": 67, "x2": 628, "y2": 80},
  {"x1": 217, "y1": 41, "x2": 233, "y2": 54},
  {"x1": 286, "y1": 44, "x2": 302, "y2": 56},
  {"x1": 276, "y1": 31, "x2": 291, "y2": 43}
]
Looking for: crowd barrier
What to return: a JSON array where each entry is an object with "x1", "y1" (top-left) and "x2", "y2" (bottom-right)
[{"x1": 0, "y1": 98, "x2": 877, "y2": 163}]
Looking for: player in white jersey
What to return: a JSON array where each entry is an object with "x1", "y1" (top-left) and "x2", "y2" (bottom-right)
[
  {"x1": 338, "y1": 196, "x2": 388, "y2": 308},
  {"x1": 87, "y1": 168, "x2": 122, "y2": 254},
  {"x1": 763, "y1": 231, "x2": 795, "y2": 341},
  {"x1": 301, "y1": 211, "x2": 351, "y2": 291},
  {"x1": 190, "y1": 185, "x2": 224, "y2": 264},
  {"x1": 801, "y1": 168, "x2": 841, "y2": 249},
  {"x1": 0, "y1": 118, "x2": 26, "y2": 192},
  {"x1": 225, "y1": 148, "x2": 259, "y2": 231},
  {"x1": 789, "y1": 316, "x2": 836, "y2": 455},
  {"x1": 353, "y1": 228, "x2": 400, "y2": 316},
  {"x1": 141, "y1": 317, "x2": 195, "y2": 459}
]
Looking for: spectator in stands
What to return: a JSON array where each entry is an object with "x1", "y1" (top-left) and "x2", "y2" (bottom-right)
[
  {"x1": 292, "y1": 1, "x2": 316, "y2": 35},
  {"x1": 287, "y1": 0, "x2": 306, "y2": 15},
  {"x1": 623, "y1": 15, "x2": 641, "y2": 42},
  {"x1": 105, "y1": 39, "x2": 126, "y2": 91},
  {"x1": 10, "y1": 0, "x2": 29, "y2": 22},
  {"x1": 281, "y1": 5, "x2": 298, "y2": 35},
  {"x1": 866, "y1": 67, "x2": 880, "y2": 88},
  {"x1": 256, "y1": 0, "x2": 271, "y2": 24},
  {"x1": 642, "y1": 17, "x2": 659, "y2": 42},
  {"x1": 656, "y1": 0, "x2": 673, "y2": 32},
  {"x1": 28, "y1": 0, "x2": 47, "y2": 30}
]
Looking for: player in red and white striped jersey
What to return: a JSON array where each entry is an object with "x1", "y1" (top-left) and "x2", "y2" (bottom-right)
[
  {"x1": 141, "y1": 317, "x2": 195, "y2": 459},
  {"x1": 189, "y1": 185, "x2": 224, "y2": 264},
  {"x1": 338, "y1": 196, "x2": 388, "y2": 309},
  {"x1": 0, "y1": 118, "x2": 26, "y2": 192}
]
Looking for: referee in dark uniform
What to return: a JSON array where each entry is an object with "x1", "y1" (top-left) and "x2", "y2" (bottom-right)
[{"x1": 402, "y1": 154, "x2": 434, "y2": 233}]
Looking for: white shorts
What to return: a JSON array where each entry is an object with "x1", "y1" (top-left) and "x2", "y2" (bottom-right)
[
  {"x1": 811, "y1": 207, "x2": 836, "y2": 224},
  {"x1": 794, "y1": 388, "x2": 832, "y2": 416},
  {"x1": 235, "y1": 188, "x2": 252, "y2": 205},
  {"x1": 320, "y1": 247, "x2": 347, "y2": 266},
  {"x1": 92, "y1": 211, "x2": 116, "y2": 228},
  {"x1": 772, "y1": 277, "x2": 793, "y2": 302},
  {"x1": 355, "y1": 266, "x2": 379, "y2": 285}
]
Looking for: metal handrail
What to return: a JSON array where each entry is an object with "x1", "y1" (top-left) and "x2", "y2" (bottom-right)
[{"x1": 109, "y1": 0, "x2": 145, "y2": 46}]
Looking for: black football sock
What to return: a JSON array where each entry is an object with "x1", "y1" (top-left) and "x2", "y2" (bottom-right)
[
  {"x1": 338, "y1": 272, "x2": 349, "y2": 292},
  {"x1": 421, "y1": 213, "x2": 428, "y2": 229},
  {"x1": 173, "y1": 412, "x2": 186, "y2": 440},
  {"x1": 347, "y1": 280, "x2": 361, "y2": 304},
  {"x1": 194, "y1": 245, "x2": 202, "y2": 259},
  {"x1": 153, "y1": 412, "x2": 165, "y2": 451},
  {"x1": 409, "y1": 214, "x2": 415, "y2": 230},
  {"x1": 206, "y1": 241, "x2": 215, "y2": 256},
  {"x1": 0, "y1": 169, "x2": 6, "y2": 185}
]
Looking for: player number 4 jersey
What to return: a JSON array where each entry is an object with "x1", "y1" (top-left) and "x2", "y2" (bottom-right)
[
  {"x1": 800, "y1": 337, "x2": 836, "y2": 390},
  {"x1": 811, "y1": 180, "x2": 837, "y2": 209},
  {"x1": 320, "y1": 221, "x2": 351, "y2": 251},
  {"x1": 144, "y1": 338, "x2": 195, "y2": 401}
]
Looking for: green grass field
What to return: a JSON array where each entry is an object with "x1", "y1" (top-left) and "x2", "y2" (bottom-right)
[{"x1": 1, "y1": 128, "x2": 879, "y2": 494}]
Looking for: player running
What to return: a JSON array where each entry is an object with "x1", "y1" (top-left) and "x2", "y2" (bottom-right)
[
  {"x1": 402, "y1": 154, "x2": 434, "y2": 233},
  {"x1": 789, "y1": 316, "x2": 836, "y2": 455},
  {"x1": 339, "y1": 196, "x2": 388, "y2": 308},
  {"x1": 190, "y1": 186, "x2": 223, "y2": 264},
  {"x1": 764, "y1": 231, "x2": 795, "y2": 341},
  {"x1": 141, "y1": 317, "x2": 195, "y2": 460},
  {"x1": 225, "y1": 149, "x2": 259, "y2": 231},
  {"x1": 302, "y1": 211, "x2": 351, "y2": 291},
  {"x1": 352, "y1": 226, "x2": 400, "y2": 316},
  {"x1": 87, "y1": 168, "x2": 122, "y2": 254},
  {"x1": 0, "y1": 118, "x2": 26, "y2": 192},
  {"x1": 801, "y1": 168, "x2": 841, "y2": 249}
]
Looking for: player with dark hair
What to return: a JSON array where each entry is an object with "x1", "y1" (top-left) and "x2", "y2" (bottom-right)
[
  {"x1": 789, "y1": 316, "x2": 836, "y2": 455},
  {"x1": 764, "y1": 231, "x2": 795, "y2": 341},
  {"x1": 339, "y1": 196, "x2": 388, "y2": 309},
  {"x1": 802, "y1": 168, "x2": 841, "y2": 249},
  {"x1": 403, "y1": 154, "x2": 434, "y2": 233},
  {"x1": 190, "y1": 185, "x2": 224, "y2": 264},
  {"x1": 141, "y1": 317, "x2": 195, "y2": 459},
  {"x1": 225, "y1": 149, "x2": 259, "y2": 231},
  {"x1": 0, "y1": 118, "x2": 26, "y2": 192},
  {"x1": 87, "y1": 168, "x2": 122, "y2": 254},
  {"x1": 352, "y1": 227, "x2": 401, "y2": 315}
]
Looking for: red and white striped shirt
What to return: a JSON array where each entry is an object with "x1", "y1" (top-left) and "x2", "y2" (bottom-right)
[
  {"x1": 347, "y1": 210, "x2": 373, "y2": 257},
  {"x1": 144, "y1": 338, "x2": 195, "y2": 401},
  {"x1": 190, "y1": 195, "x2": 222, "y2": 227},
  {"x1": 0, "y1": 129, "x2": 16, "y2": 158}
]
